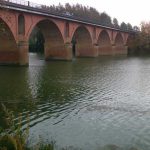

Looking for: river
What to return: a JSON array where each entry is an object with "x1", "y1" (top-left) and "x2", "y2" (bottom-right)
[{"x1": 1, "y1": 53, "x2": 150, "y2": 150}]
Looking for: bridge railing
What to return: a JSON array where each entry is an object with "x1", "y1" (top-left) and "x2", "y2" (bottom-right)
[{"x1": 3, "y1": 0, "x2": 42, "y2": 8}]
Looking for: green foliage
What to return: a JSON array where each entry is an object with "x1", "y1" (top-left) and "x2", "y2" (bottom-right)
[
  {"x1": 120, "y1": 22, "x2": 127, "y2": 30},
  {"x1": 0, "y1": 103, "x2": 29, "y2": 150},
  {"x1": 120, "y1": 22, "x2": 133, "y2": 31},
  {"x1": 133, "y1": 26, "x2": 140, "y2": 32},
  {"x1": 0, "y1": 135, "x2": 17, "y2": 150},
  {"x1": 128, "y1": 22, "x2": 150, "y2": 55},
  {"x1": 0, "y1": 104, "x2": 54, "y2": 150},
  {"x1": 127, "y1": 23, "x2": 133, "y2": 30},
  {"x1": 38, "y1": 143, "x2": 54, "y2": 150},
  {"x1": 99, "y1": 12, "x2": 112, "y2": 26},
  {"x1": 113, "y1": 18, "x2": 119, "y2": 28}
]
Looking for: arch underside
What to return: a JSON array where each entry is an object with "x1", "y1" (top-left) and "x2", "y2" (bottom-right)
[
  {"x1": 29, "y1": 20, "x2": 67, "y2": 60},
  {"x1": 98, "y1": 30, "x2": 112, "y2": 55},
  {"x1": 72, "y1": 26, "x2": 94, "y2": 57},
  {"x1": 0, "y1": 19, "x2": 19, "y2": 64},
  {"x1": 115, "y1": 33, "x2": 126, "y2": 55}
]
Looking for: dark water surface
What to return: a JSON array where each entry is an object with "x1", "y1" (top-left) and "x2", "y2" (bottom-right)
[{"x1": 1, "y1": 53, "x2": 150, "y2": 150}]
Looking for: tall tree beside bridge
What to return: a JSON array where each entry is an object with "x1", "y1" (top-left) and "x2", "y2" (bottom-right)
[
  {"x1": 113, "y1": 18, "x2": 119, "y2": 28},
  {"x1": 99, "y1": 12, "x2": 112, "y2": 26},
  {"x1": 128, "y1": 22, "x2": 150, "y2": 55},
  {"x1": 120, "y1": 22, "x2": 128, "y2": 30}
]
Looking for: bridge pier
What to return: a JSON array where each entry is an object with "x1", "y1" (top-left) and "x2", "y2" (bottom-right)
[
  {"x1": 45, "y1": 42, "x2": 73, "y2": 61},
  {"x1": 65, "y1": 43, "x2": 73, "y2": 60},
  {"x1": 99, "y1": 45, "x2": 113, "y2": 55},
  {"x1": 18, "y1": 41, "x2": 29, "y2": 66},
  {"x1": 93, "y1": 44, "x2": 99, "y2": 57},
  {"x1": 75, "y1": 44, "x2": 99, "y2": 58},
  {"x1": 112, "y1": 45, "x2": 128, "y2": 55}
]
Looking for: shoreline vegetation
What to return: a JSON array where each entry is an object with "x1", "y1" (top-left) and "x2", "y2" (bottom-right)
[
  {"x1": 128, "y1": 22, "x2": 150, "y2": 56},
  {"x1": 0, "y1": 103, "x2": 54, "y2": 150}
]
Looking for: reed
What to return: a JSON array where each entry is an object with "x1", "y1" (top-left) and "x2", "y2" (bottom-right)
[{"x1": 0, "y1": 103, "x2": 54, "y2": 150}]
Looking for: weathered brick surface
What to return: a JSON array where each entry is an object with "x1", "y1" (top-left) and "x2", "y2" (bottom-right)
[{"x1": 0, "y1": 9, "x2": 130, "y2": 65}]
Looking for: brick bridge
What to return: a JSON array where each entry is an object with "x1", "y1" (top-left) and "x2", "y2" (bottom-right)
[{"x1": 0, "y1": 0, "x2": 134, "y2": 65}]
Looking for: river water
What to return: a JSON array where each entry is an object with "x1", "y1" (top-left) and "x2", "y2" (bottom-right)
[{"x1": 1, "y1": 53, "x2": 150, "y2": 150}]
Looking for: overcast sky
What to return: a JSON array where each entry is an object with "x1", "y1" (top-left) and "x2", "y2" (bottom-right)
[{"x1": 30, "y1": 0, "x2": 150, "y2": 26}]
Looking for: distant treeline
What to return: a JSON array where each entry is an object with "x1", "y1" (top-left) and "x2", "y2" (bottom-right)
[
  {"x1": 128, "y1": 22, "x2": 150, "y2": 55},
  {"x1": 41, "y1": 3, "x2": 139, "y2": 31}
]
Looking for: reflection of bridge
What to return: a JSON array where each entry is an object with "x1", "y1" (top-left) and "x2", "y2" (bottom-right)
[{"x1": 0, "y1": 0, "x2": 134, "y2": 65}]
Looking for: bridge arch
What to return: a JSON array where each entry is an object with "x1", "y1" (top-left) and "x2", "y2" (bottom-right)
[
  {"x1": 115, "y1": 33, "x2": 124, "y2": 45},
  {"x1": 28, "y1": 19, "x2": 67, "y2": 60},
  {"x1": 18, "y1": 14, "x2": 25, "y2": 35},
  {"x1": 0, "y1": 18, "x2": 19, "y2": 64},
  {"x1": 98, "y1": 30, "x2": 112, "y2": 55},
  {"x1": 71, "y1": 25, "x2": 93, "y2": 57},
  {"x1": 114, "y1": 33, "x2": 126, "y2": 54},
  {"x1": 27, "y1": 18, "x2": 64, "y2": 41}
]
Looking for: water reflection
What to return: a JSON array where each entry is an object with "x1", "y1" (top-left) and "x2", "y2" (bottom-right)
[
  {"x1": 1, "y1": 55, "x2": 150, "y2": 149},
  {"x1": 0, "y1": 66, "x2": 34, "y2": 111}
]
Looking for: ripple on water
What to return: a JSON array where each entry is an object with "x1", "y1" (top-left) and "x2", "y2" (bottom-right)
[{"x1": 1, "y1": 56, "x2": 150, "y2": 149}]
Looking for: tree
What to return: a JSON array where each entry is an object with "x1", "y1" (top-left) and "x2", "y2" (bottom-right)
[
  {"x1": 140, "y1": 21, "x2": 150, "y2": 34},
  {"x1": 133, "y1": 26, "x2": 140, "y2": 32},
  {"x1": 113, "y1": 18, "x2": 119, "y2": 28},
  {"x1": 128, "y1": 22, "x2": 150, "y2": 55},
  {"x1": 99, "y1": 12, "x2": 112, "y2": 26},
  {"x1": 127, "y1": 23, "x2": 133, "y2": 30},
  {"x1": 120, "y1": 22, "x2": 127, "y2": 30}
]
